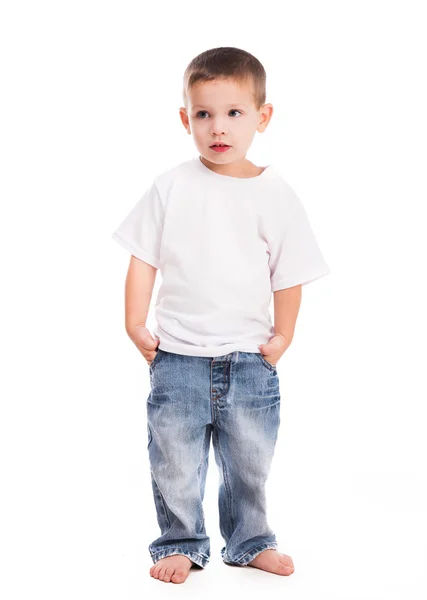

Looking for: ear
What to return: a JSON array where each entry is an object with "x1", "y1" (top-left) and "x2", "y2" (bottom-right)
[
  {"x1": 257, "y1": 103, "x2": 273, "y2": 133},
  {"x1": 179, "y1": 107, "x2": 191, "y2": 134}
]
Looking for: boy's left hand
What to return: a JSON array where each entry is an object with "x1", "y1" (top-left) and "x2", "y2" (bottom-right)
[{"x1": 259, "y1": 333, "x2": 291, "y2": 367}]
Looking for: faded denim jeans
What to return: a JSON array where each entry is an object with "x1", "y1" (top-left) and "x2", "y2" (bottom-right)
[{"x1": 146, "y1": 349, "x2": 281, "y2": 568}]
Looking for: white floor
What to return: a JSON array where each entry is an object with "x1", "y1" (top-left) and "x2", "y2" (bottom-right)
[{"x1": 135, "y1": 467, "x2": 427, "y2": 599}]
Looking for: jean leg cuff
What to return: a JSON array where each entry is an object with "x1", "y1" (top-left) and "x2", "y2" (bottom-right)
[
  {"x1": 150, "y1": 547, "x2": 210, "y2": 568},
  {"x1": 223, "y1": 541, "x2": 278, "y2": 566}
]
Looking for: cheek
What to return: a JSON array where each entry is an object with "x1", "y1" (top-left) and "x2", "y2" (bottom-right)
[
  {"x1": 189, "y1": 120, "x2": 206, "y2": 137},
  {"x1": 234, "y1": 118, "x2": 253, "y2": 133}
]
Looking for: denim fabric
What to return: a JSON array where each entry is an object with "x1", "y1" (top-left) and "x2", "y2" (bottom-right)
[{"x1": 146, "y1": 349, "x2": 281, "y2": 568}]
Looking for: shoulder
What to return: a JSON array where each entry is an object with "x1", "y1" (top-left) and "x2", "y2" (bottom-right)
[
  {"x1": 152, "y1": 159, "x2": 195, "y2": 196},
  {"x1": 261, "y1": 166, "x2": 301, "y2": 213}
]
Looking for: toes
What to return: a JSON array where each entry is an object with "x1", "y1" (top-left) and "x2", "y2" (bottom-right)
[
  {"x1": 162, "y1": 567, "x2": 174, "y2": 582},
  {"x1": 150, "y1": 565, "x2": 161, "y2": 578},
  {"x1": 171, "y1": 570, "x2": 187, "y2": 583},
  {"x1": 149, "y1": 558, "x2": 192, "y2": 583},
  {"x1": 154, "y1": 566, "x2": 165, "y2": 579},
  {"x1": 279, "y1": 554, "x2": 294, "y2": 568},
  {"x1": 278, "y1": 554, "x2": 294, "y2": 574},
  {"x1": 277, "y1": 562, "x2": 294, "y2": 575}
]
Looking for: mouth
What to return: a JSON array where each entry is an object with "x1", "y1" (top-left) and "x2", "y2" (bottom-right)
[{"x1": 210, "y1": 143, "x2": 231, "y2": 152}]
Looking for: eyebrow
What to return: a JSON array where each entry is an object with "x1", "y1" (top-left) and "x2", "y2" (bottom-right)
[{"x1": 192, "y1": 103, "x2": 249, "y2": 109}]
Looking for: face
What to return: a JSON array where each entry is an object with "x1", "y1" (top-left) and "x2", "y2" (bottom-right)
[{"x1": 179, "y1": 78, "x2": 273, "y2": 173}]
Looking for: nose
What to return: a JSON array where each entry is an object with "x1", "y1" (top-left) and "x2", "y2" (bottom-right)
[{"x1": 210, "y1": 116, "x2": 227, "y2": 137}]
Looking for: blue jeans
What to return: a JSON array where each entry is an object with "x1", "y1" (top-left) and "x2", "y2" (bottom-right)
[{"x1": 146, "y1": 349, "x2": 281, "y2": 568}]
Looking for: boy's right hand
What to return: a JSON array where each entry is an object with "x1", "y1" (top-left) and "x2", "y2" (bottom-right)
[{"x1": 128, "y1": 325, "x2": 160, "y2": 366}]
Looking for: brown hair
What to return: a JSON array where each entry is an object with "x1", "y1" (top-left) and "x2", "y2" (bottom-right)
[{"x1": 182, "y1": 47, "x2": 266, "y2": 111}]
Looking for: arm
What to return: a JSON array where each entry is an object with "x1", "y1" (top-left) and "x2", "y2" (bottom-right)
[
  {"x1": 124, "y1": 255, "x2": 159, "y2": 362},
  {"x1": 259, "y1": 284, "x2": 302, "y2": 365},
  {"x1": 273, "y1": 284, "x2": 302, "y2": 345}
]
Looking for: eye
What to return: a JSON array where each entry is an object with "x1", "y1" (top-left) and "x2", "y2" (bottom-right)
[{"x1": 195, "y1": 110, "x2": 243, "y2": 119}]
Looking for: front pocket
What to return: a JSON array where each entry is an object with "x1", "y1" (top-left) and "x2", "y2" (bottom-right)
[
  {"x1": 256, "y1": 352, "x2": 278, "y2": 372},
  {"x1": 149, "y1": 348, "x2": 162, "y2": 370},
  {"x1": 147, "y1": 422, "x2": 153, "y2": 449}
]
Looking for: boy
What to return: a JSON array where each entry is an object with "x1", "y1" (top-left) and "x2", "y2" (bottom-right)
[{"x1": 112, "y1": 47, "x2": 330, "y2": 584}]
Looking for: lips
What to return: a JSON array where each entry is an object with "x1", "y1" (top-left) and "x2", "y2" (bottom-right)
[
  {"x1": 210, "y1": 145, "x2": 231, "y2": 153},
  {"x1": 210, "y1": 143, "x2": 230, "y2": 147}
]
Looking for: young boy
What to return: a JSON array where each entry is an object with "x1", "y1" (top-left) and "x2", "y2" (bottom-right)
[{"x1": 112, "y1": 47, "x2": 330, "y2": 584}]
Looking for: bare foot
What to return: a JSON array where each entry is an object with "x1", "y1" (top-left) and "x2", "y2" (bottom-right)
[
  {"x1": 149, "y1": 554, "x2": 194, "y2": 584},
  {"x1": 247, "y1": 549, "x2": 295, "y2": 575}
]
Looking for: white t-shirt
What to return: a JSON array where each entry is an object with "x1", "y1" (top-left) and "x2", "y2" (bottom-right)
[{"x1": 112, "y1": 155, "x2": 330, "y2": 357}]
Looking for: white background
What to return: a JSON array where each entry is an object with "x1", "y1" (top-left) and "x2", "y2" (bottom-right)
[{"x1": 1, "y1": 1, "x2": 426, "y2": 598}]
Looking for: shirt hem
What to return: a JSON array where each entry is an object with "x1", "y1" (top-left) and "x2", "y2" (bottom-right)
[{"x1": 157, "y1": 341, "x2": 262, "y2": 357}]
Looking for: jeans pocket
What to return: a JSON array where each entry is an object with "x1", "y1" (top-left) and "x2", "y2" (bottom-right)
[
  {"x1": 256, "y1": 352, "x2": 278, "y2": 372},
  {"x1": 147, "y1": 422, "x2": 153, "y2": 449},
  {"x1": 149, "y1": 348, "x2": 163, "y2": 370}
]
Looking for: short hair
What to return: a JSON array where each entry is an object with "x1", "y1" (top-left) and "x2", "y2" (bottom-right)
[{"x1": 182, "y1": 47, "x2": 266, "y2": 111}]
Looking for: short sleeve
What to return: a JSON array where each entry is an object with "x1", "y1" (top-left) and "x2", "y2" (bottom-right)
[
  {"x1": 111, "y1": 182, "x2": 164, "y2": 268},
  {"x1": 268, "y1": 195, "x2": 330, "y2": 292}
]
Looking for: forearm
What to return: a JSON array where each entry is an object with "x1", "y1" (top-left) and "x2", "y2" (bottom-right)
[
  {"x1": 124, "y1": 256, "x2": 157, "y2": 335},
  {"x1": 273, "y1": 284, "x2": 302, "y2": 343}
]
